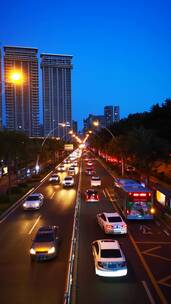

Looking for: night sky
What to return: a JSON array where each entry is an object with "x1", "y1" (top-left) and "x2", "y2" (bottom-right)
[{"x1": 1, "y1": 0, "x2": 171, "y2": 129}]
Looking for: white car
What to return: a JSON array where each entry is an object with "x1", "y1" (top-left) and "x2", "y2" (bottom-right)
[
  {"x1": 91, "y1": 176, "x2": 101, "y2": 187},
  {"x1": 96, "y1": 212, "x2": 127, "y2": 234},
  {"x1": 49, "y1": 174, "x2": 60, "y2": 184},
  {"x1": 92, "y1": 239, "x2": 127, "y2": 277},
  {"x1": 23, "y1": 193, "x2": 44, "y2": 210},
  {"x1": 57, "y1": 164, "x2": 65, "y2": 172},
  {"x1": 63, "y1": 176, "x2": 74, "y2": 187}
]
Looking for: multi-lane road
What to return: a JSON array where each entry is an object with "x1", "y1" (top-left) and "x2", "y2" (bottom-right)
[
  {"x1": 0, "y1": 152, "x2": 171, "y2": 304},
  {"x1": 0, "y1": 166, "x2": 80, "y2": 304}
]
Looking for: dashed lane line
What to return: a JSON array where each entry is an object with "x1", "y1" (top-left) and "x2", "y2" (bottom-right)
[
  {"x1": 50, "y1": 191, "x2": 55, "y2": 199},
  {"x1": 28, "y1": 216, "x2": 41, "y2": 235}
]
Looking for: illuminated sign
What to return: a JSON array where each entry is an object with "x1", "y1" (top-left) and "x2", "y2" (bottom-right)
[
  {"x1": 64, "y1": 144, "x2": 74, "y2": 151},
  {"x1": 156, "y1": 190, "x2": 166, "y2": 206}
]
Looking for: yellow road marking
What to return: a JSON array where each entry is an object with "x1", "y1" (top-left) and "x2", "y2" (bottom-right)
[
  {"x1": 142, "y1": 246, "x2": 171, "y2": 262},
  {"x1": 158, "y1": 275, "x2": 171, "y2": 288},
  {"x1": 129, "y1": 232, "x2": 168, "y2": 304}
]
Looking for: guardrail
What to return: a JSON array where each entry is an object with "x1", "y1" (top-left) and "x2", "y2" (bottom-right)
[{"x1": 64, "y1": 162, "x2": 82, "y2": 304}]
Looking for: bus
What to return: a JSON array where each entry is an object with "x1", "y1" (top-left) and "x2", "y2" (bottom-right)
[{"x1": 114, "y1": 178, "x2": 155, "y2": 220}]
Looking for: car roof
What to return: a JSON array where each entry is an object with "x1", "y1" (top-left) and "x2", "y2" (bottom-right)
[
  {"x1": 29, "y1": 193, "x2": 41, "y2": 197},
  {"x1": 37, "y1": 226, "x2": 56, "y2": 233},
  {"x1": 98, "y1": 239, "x2": 120, "y2": 250},
  {"x1": 103, "y1": 212, "x2": 121, "y2": 218}
]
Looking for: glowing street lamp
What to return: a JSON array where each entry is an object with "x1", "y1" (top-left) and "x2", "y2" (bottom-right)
[{"x1": 9, "y1": 71, "x2": 23, "y2": 84}]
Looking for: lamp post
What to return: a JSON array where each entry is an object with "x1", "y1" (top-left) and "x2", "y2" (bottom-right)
[
  {"x1": 93, "y1": 120, "x2": 124, "y2": 176},
  {"x1": 35, "y1": 122, "x2": 71, "y2": 173}
]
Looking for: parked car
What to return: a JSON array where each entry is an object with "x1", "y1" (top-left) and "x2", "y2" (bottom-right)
[
  {"x1": 91, "y1": 176, "x2": 101, "y2": 187},
  {"x1": 23, "y1": 193, "x2": 44, "y2": 210},
  {"x1": 92, "y1": 239, "x2": 127, "y2": 277},
  {"x1": 85, "y1": 189, "x2": 99, "y2": 202},
  {"x1": 30, "y1": 226, "x2": 60, "y2": 261},
  {"x1": 96, "y1": 212, "x2": 127, "y2": 234}
]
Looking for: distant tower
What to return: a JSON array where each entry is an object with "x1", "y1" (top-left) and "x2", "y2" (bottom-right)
[
  {"x1": 72, "y1": 120, "x2": 78, "y2": 134},
  {"x1": 104, "y1": 105, "x2": 113, "y2": 126},
  {"x1": 4, "y1": 46, "x2": 39, "y2": 136},
  {"x1": 41, "y1": 53, "x2": 73, "y2": 139},
  {"x1": 114, "y1": 106, "x2": 120, "y2": 122},
  {"x1": 0, "y1": 49, "x2": 2, "y2": 129}
]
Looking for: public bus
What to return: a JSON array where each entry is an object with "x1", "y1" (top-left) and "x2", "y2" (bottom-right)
[{"x1": 114, "y1": 178, "x2": 155, "y2": 220}]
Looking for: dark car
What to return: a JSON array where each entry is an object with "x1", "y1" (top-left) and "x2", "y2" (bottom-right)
[
  {"x1": 85, "y1": 167, "x2": 96, "y2": 175},
  {"x1": 85, "y1": 189, "x2": 99, "y2": 202},
  {"x1": 30, "y1": 226, "x2": 60, "y2": 261}
]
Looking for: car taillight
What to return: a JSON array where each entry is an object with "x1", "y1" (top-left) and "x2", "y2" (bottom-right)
[
  {"x1": 106, "y1": 224, "x2": 112, "y2": 229},
  {"x1": 122, "y1": 224, "x2": 127, "y2": 229},
  {"x1": 96, "y1": 195, "x2": 99, "y2": 200}
]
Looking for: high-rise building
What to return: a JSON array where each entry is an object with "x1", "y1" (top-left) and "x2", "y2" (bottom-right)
[
  {"x1": 72, "y1": 120, "x2": 78, "y2": 134},
  {"x1": 114, "y1": 106, "x2": 120, "y2": 122},
  {"x1": 0, "y1": 49, "x2": 2, "y2": 129},
  {"x1": 41, "y1": 54, "x2": 73, "y2": 139},
  {"x1": 4, "y1": 46, "x2": 39, "y2": 136},
  {"x1": 104, "y1": 105, "x2": 113, "y2": 126}
]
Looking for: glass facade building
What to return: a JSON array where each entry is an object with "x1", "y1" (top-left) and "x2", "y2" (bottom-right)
[
  {"x1": 4, "y1": 46, "x2": 39, "y2": 136},
  {"x1": 41, "y1": 54, "x2": 73, "y2": 140}
]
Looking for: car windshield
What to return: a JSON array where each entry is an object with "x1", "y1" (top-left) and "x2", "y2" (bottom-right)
[
  {"x1": 108, "y1": 216, "x2": 122, "y2": 223},
  {"x1": 101, "y1": 249, "x2": 121, "y2": 258},
  {"x1": 52, "y1": 175, "x2": 58, "y2": 178},
  {"x1": 27, "y1": 196, "x2": 39, "y2": 201},
  {"x1": 92, "y1": 177, "x2": 99, "y2": 180},
  {"x1": 87, "y1": 190, "x2": 97, "y2": 195},
  {"x1": 65, "y1": 177, "x2": 72, "y2": 181},
  {"x1": 35, "y1": 232, "x2": 54, "y2": 242}
]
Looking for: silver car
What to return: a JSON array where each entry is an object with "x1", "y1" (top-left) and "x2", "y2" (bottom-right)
[{"x1": 22, "y1": 193, "x2": 44, "y2": 210}]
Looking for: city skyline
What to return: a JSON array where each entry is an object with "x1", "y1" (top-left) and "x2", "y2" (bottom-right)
[{"x1": 0, "y1": 0, "x2": 171, "y2": 129}]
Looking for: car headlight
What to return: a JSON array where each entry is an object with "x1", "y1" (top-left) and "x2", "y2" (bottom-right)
[
  {"x1": 34, "y1": 202, "x2": 39, "y2": 207},
  {"x1": 48, "y1": 246, "x2": 56, "y2": 254},
  {"x1": 23, "y1": 202, "x2": 27, "y2": 207},
  {"x1": 30, "y1": 248, "x2": 36, "y2": 255}
]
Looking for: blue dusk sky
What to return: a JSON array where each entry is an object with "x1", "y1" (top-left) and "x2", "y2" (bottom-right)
[{"x1": 1, "y1": 0, "x2": 171, "y2": 129}]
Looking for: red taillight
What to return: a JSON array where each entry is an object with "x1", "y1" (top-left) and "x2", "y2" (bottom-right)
[
  {"x1": 96, "y1": 195, "x2": 99, "y2": 200},
  {"x1": 122, "y1": 224, "x2": 127, "y2": 229},
  {"x1": 106, "y1": 224, "x2": 112, "y2": 229}
]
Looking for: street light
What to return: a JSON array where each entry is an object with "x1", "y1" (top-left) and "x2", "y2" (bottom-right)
[
  {"x1": 35, "y1": 122, "x2": 71, "y2": 173},
  {"x1": 92, "y1": 120, "x2": 124, "y2": 176}
]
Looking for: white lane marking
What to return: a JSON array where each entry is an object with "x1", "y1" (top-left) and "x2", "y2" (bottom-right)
[
  {"x1": 142, "y1": 280, "x2": 156, "y2": 304},
  {"x1": 28, "y1": 216, "x2": 41, "y2": 235},
  {"x1": 105, "y1": 188, "x2": 113, "y2": 201},
  {"x1": 103, "y1": 190, "x2": 107, "y2": 198},
  {"x1": 50, "y1": 191, "x2": 55, "y2": 199},
  {"x1": 163, "y1": 230, "x2": 170, "y2": 236}
]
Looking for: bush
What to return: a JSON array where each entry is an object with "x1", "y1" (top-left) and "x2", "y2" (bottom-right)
[
  {"x1": 0, "y1": 194, "x2": 10, "y2": 204},
  {"x1": 7, "y1": 186, "x2": 22, "y2": 195}
]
